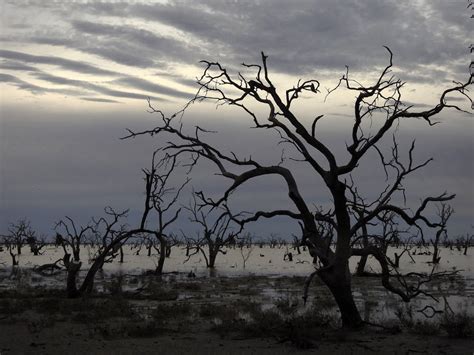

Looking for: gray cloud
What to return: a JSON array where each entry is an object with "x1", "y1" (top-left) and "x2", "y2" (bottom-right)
[
  {"x1": 0, "y1": 49, "x2": 119, "y2": 76},
  {"x1": 444, "y1": 96, "x2": 469, "y2": 102},
  {"x1": 401, "y1": 102, "x2": 432, "y2": 109},
  {"x1": 80, "y1": 43, "x2": 156, "y2": 68},
  {"x1": 0, "y1": 71, "x2": 158, "y2": 102},
  {"x1": 0, "y1": 60, "x2": 39, "y2": 72},
  {"x1": 153, "y1": 71, "x2": 198, "y2": 88},
  {"x1": 32, "y1": 71, "x2": 161, "y2": 101},
  {"x1": 68, "y1": 19, "x2": 202, "y2": 68},
  {"x1": 2, "y1": 0, "x2": 469, "y2": 103},
  {"x1": 0, "y1": 73, "x2": 83, "y2": 96},
  {"x1": 112, "y1": 76, "x2": 193, "y2": 99},
  {"x1": 0, "y1": 50, "x2": 193, "y2": 101},
  {"x1": 66, "y1": 0, "x2": 469, "y2": 80},
  {"x1": 0, "y1": 72, "x2": 47, "y2": 93},
  {"x1": 80, "y1": 97, "x2": 122, "y2": 104}
]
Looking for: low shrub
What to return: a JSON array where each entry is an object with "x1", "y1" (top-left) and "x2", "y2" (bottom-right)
[
  {"x1": 153, "y1": 301, "x2": 192, "y2": 322},
  {"x1": 70, "y1": 297, "x2": 135, "y2": 322},
  {"x1": 440, "y1": 312, "x2": 473, "y2": 338},
  {"x1": 148, "y1": 283, "x2": 179, "y2": 301},
  {"x1": 274, "y1": 295, "x2": 299, "y2": 315},
  {"x1": 199, "y1": 303, "x2": 238, "y2": 320},
  {"x1": 248, "y1": 309, "x2": 286, "y2": 336},
  {"x1": 412, "y1": 319, "x2": 439, "y2": 336},
  {"x1": 124, "y1": 320, "x2": 162, "y2": 338}
]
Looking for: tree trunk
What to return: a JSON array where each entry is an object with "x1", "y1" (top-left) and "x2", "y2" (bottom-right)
[
  {"x1": 393, "y1": 253, "x2": 401, "y2": 268},
  {"x1": 73, "y1": 248, "x2": 80, "y2": 262},
  {"x1": 119, "y1": 245, "x2": 123, "y2": 264},
  {"x1": 208, "y1": 246, "x2": 217, "y2": 268},
  {"x1": 356, "y1": 217, "x2": 369, "y2": 276},
  {"x1": 10, "y1": 252, "x2": 18, "y2": 266},
  {"x1": 323, "y1": 184, "x2": 362, "y2": 328},
  {"x1": 319, "y1": 266, "x2": 362, "y2": 328},
  {"x1": 356, "y1": 255, "x2": 368, "y2": 275},
  {"x1": 432, "y1": 243, "x2": 440, "y2": 264},
  {"x1": 66, "y1": 261, "x2": 81, "y2": 298},
  {"x1": 78, "y1": 255, "x2": 106, "y2": 296},
  {"x1": 155, "y1": 239, "x2": 167, "y2": 275},
  {"x1": 75, "y1": 233, "x2": 133, "y2": 297}
]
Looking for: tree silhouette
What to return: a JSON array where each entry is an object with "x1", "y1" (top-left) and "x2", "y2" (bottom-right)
[{"x1": 124, "y1": 48, "x2": 472, "y2": 328}]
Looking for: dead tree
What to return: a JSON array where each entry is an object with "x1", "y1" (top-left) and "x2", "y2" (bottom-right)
[
  {"x1": 292, "y1": 234, "x2": 302, "y2": 255},
  {"x1": 90, "y1": 208, "x2": 131, "y2": 268},
  {"x1": 1, "y1": 235, "x2": 19, "y2": 267},
  {"x1": 27, "y1": 234, "x2": 47, "y2": 256},
  {"x1": 455, "y1": 233, "x2": 473, "y2": 255},
  {"x1": 124, "y1": 49, "x2": 472, "y2": 328},
  {"x1": 51, "y1": 152, "x2": 186, "y2": 296},
  {"x1": 431, "y1": 204, "x2": 453, "y2": 264},
  {"x1": 348, "y1": 191, "x2": 371, "y2": 276},
  {"x1": 463, "y1": 235, "x2": 473, "y2": 255},
  {"x1": 390, "y1": 235, "x2": 416, "y2": 269},
  {"x1": 238, "y1": 232, "x2": 254, "y2": 269},
  {"x1": 1, "y1": 219, "x2": 36, "y2": 266},
  {"x1": 140, "y1": 151, "x2": 189, "y2": 275},
  {"x1": 54, "y1": 217, "x2": 92, "y2": 264},
  {"x1": 119, "y1": 244, "x2": 125, "y2": 263},
  {"x1": 8, "y1": 219, "x2": 31, "y2": 254},
  {"x1": 184, "y1": 195, "x2": 238, "y2": 268},
  {"x1": 268, "y1": 233, "x2": 278, "y2": 249},
  {"x1": 54, "y1": 209, "x2": 131, "y2": 297}
]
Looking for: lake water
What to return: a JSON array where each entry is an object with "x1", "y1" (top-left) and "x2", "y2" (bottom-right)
[{"x1": 1, "y1": 245, "x2": 472, "y2": 321}]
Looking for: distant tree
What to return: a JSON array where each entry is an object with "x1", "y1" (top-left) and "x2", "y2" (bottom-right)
[
  {"x1": 1, "y1": 219, "x2": 35, "y2": 266},
  {"x1": 184, "y1": 194, "x2": 239, "y2": 269},
  {"x1": 54, "y1": 217, "x2": 92, "y2": 265},
  {"x1": 238, "y1": 232, "x2": 254, "y2": 269},
  {"x1": 430, "y1": 204, "x2": 453, "y2": 264},
  {"x1": 55, "y1": 208, "x2": 133, "y2": 297},
  {"x1": 455, "y1": 233, "x2": 473, "y2": 255},
  {"x1": 139, "y1": 151, "x2": 189, "y2": 275},
  {"x1": 52, "y1": 151, "x2": 186, "y2": 297},
  {"x1": 268, "y1": 233, "x2": 278, "y2": 249},
  {"x1": 125, "y1": 49, "x2": 472, "y2": 328},
  {"x1": 27, "y1": 233, "x2": 47, "y2": 256},
  {"x1": 291, "y1": 234, "x2": 302, "y2": 255}
]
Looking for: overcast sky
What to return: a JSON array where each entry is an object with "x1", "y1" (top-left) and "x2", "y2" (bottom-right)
[{"x1": 0, "y1": 0, "x2": 472, "y2": 238}]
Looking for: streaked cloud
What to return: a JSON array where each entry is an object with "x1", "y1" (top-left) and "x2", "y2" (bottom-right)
[
  {"x1": 0, "y1": 72, "x2": 83, "y2": 96},
  {"x1": 0, "y1": 60, "x2": 39, "y2": 72},
  {"x1": 32, "y1": 71, "x2": 160, "y2": 101},
  {"x1": 111, "y1": 76, "x2": 192, "y2": 99},
  {"x1": 80, "y1": 97, "x2": 122, "y2": 104},
  {"x1": 1, "y1": 0, "x2": 470, "y2": 105},
  {"x1": 66, "y1": 0, "x2": 470, "y2": 77},
  {"x1": 0, "y1": 49, "x2": 119, "y2": 76}
]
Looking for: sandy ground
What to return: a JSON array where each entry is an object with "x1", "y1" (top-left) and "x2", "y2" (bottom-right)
[{"x1": 0, "y1": 315, "x2": 472, "y2": 354}]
